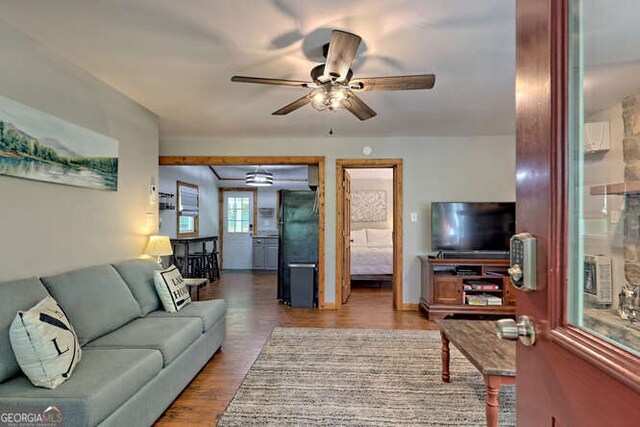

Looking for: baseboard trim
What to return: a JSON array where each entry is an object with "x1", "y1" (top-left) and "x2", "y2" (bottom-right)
[{"x1": 401, "y1": 303, "x2": 419, "y2": 311}]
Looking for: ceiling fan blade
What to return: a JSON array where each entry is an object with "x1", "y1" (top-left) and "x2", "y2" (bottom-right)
[
  {"x1": 350, "y1": 74, "x2": 436, "y2": 91},
  {"x1": 231, "y1": 76, "x2": 313, "y2": 87},
  {"x1": 272, "y1": 95, "x2": 311, "y2": 115},
  {"x1": 325, "y1": 30, "x2": 361, "y2": 81},
  {"x1": 342, "y1": 93, "x2": 377, "y2": 121}
]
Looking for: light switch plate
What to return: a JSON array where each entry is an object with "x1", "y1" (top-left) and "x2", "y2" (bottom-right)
[
  {"x1": 410, "y1": 212, "x2": 418, "y2": 223},
  {"x1": 149, "y1": 184, "x2": 158, "y2": 204}
]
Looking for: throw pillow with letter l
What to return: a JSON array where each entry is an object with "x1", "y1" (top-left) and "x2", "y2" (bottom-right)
[
  {"x1": 153, "y1": 265, "x2": 191, "y2": 312},
  {"x1": 10, "y1": 296, "x2": 82, "y2": 389}
]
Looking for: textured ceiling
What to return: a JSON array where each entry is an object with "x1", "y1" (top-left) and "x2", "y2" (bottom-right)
[{"x1": 0, "y1": 0, "x2": 518, "y2": 138}]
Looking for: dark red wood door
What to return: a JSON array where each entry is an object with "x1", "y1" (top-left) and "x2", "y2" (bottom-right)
[{"x1": 515, "y1": 1, "x2": 640, "y2": 426}]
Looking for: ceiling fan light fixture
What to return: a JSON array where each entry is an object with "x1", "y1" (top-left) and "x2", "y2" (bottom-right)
[
  {"x1": 311, "y1": 85, "x2": 351, "y2": 112},
  {"x1": 230, "y1": 29, "x2": 435, "y2": 121},
  {"x1": 246, "y1": 166, "x2": 274, "y2": 187}
]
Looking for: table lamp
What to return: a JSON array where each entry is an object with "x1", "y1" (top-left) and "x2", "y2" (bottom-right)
[{"x1": 145, "y1": 235, "x2": 173, "y2": 265}]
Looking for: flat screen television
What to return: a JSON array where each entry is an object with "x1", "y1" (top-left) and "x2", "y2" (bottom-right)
[{"x1": 431, "y1": 202, "x2": 515, "y2": 253}]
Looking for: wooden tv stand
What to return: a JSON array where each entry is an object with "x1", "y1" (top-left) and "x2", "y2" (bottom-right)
[{"x1": 419, "y1": 257, "x2": 516, "y2": 321}]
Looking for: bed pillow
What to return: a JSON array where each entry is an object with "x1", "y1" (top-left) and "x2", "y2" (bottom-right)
[
  {"x1": 153, "y1": 265, "x2": 191, "y2": 313},
  {"x1": 366, "y1": 229, "x2": 393, "y2": 247},
  {"x1": 351, "y1": 229, "x2": 367, "y2": 247},
  {"x1": 10, "y1": 296, "x2": 82, "y2": 389}
]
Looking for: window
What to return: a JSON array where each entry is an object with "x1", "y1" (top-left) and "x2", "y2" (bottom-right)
[
  {"x1": 227, "y1": 196, "x2": 250, "y2": 233},
  {"x1": 177, "y1": 181, "x2": 199, "y2": 237},
  {"x1": 566, "y1": 0, "x2": 639, "y2": 356}
]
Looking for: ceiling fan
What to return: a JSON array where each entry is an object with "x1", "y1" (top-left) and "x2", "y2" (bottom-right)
[{"x1": 231, "y1": 30, "x2": 436, "y2": 121}]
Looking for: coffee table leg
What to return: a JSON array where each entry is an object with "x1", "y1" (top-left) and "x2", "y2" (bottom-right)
[
  {"x1": 484, "y1": 375, "x2": 501, "y2": 427},
  {"x1": 440, "y1": 331, "x2": 450, "y2": 383}
]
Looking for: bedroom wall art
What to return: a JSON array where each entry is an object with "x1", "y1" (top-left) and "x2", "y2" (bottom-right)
[
  {"x1": 351, "y1": 190, "x2": 387, "y2": 222},
  {"x1": 0, "y1": 95, "x2": 118, "y2": 191}
]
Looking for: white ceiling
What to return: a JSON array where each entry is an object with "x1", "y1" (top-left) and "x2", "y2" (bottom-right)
[
  {"x1": 0, "y1": 0, "x2": 517, "y2": 139},
  {"x1": 213, "y1": 165, "x2": 308, "y2": 181}
]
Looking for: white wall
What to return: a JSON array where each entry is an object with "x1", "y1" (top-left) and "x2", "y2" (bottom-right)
[
  {"x1": 0, "y1": 21, "x2": 158, "y2": 281},
  {"x1": 348, "y1": 170, "x2": 394, "y2": 231},
  {"x1": 160, "y1": 135, "x2": 516, "y2": 305},
  {"x1": 158, "y1": 166, "x2": 220, "y2": 239},
  {"x1": 256, "y1": 189, "x2": 278, "y2": 234},
  {"x1": 584, "y1": 103, "x2": 626, "y2": 307}
]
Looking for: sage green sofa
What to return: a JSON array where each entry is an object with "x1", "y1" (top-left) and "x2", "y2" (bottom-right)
[{"x1": 0, "y1": 259, "x2": 226, "y2": 426}]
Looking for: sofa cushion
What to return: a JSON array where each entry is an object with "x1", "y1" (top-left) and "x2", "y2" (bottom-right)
[
  {"x1": 0, "y1": 348, "x2": 162, "y2": 426},
  {"x1": 41, "y1": 265, "x2": 141, "y2": 346},
  {"x1": 84, "y1": 317, "x2": 201, "y2": 366},
  {"x1": 112, "y1": 259, "x2": 162, "y2": 315},
  {"x1": 0, "y1": 278, "x2": 50, "y2": 383},
  {"x1": 148, "y1": 300, "x2": 226, "y2": 333},
  {"x1": 153, "y1": 265, "x2": 191, "y2": 313},
  {"x1": 10, "y1": 296, "x2": 82, "y2": 389}
]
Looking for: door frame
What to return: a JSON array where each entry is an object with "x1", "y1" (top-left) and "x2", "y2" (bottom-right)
[
  {"x1": 218, "y1": 187, "x2": 258, "y2": 269},
  {"x1": 159, "y1": 156, "x2": 328, "y2": 308},
  {"x1": 335, "y1": 159, "x2": 404, "y2": 310}
]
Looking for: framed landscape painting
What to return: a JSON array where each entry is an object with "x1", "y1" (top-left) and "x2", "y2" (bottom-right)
[{"x1": 0, "y1": 95, "x2": 118, "y2": 191}]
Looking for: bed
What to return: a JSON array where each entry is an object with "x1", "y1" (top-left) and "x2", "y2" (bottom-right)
[{"x1": 350, "y1": 229, "x2": 393, "y2": 279}]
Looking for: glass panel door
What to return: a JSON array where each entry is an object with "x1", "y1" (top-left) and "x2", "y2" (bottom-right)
[{"x1": 567, "y1": 0, "x2": 640, "y2": 355}]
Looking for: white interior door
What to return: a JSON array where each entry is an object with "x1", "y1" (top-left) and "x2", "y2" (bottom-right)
[{"x1": 222, "y1": 191, "x2": 254, "y2": 270}]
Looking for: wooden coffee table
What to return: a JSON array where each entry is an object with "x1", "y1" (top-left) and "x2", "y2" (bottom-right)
[{"x1": 438, "y1": 319, "x2": 516, "y2": 427}]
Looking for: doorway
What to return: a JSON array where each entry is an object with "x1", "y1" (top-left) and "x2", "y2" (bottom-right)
[
  {"x1": 336, "y1": 159, "x2": 403, "y2": 309},
  {"x1": 159, "y1": 156, "x2": 328, "y2": 308},
  {"x1": 221, "y1": 189, "x2": 256, "y2": 270}
]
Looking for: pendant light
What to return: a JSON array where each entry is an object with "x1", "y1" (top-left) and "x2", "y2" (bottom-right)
[{"x1": 246, "y1": 166, "x2": 274, "y2": 187}]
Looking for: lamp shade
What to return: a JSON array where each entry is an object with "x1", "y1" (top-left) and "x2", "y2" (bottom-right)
[{"x1": 145, "y1": 235, "x2": 173, "y2": 257}]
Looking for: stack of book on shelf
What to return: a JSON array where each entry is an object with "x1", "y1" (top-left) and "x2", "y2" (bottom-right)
[
  {"x1": 463, "y1": 282, "x2": 500, "y2": 291},
  {"x1": 466, "y1": 294, "x2": 503, "y2": 306}
]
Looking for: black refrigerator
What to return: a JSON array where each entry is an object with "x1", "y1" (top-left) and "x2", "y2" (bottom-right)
[{"x1": 277, "y1": 190, "x2": 319, "y2": 305}]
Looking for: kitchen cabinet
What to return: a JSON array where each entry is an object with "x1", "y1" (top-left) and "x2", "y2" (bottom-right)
[{"x1": 253, "y1": 236, "x2": 278, "y2": 270}]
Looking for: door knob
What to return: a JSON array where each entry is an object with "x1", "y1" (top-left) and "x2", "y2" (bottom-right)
[
  {"x1": 496, "y1": 316, "x2": 536, "y2": 346},
  {"x1": 508, "y1": 264, "x2": 523, "y2": 282}
]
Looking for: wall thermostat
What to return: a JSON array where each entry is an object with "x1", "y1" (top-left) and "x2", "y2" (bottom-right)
[{"x1": 362, "y1": 146, "x2": 373, "y2": 156}]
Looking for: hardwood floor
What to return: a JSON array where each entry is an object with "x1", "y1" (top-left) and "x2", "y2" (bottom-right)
[{"x1": 155, "y1": 272, "x2": 437, "y2": 426}]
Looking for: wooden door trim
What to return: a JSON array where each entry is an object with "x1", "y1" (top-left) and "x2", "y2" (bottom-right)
[
  {"x1": 160, "y1": 156, "x2": 324, "y2": 166},
  {"x1": 218, "y1": 187, "x2": 258, "y2": 269},
  {"x1": 517, "y1": 0, "x2": 640, "y2": 393},
  {"x1": 160, "y1": 156, "x2": 327, "y2": 309},
  {"x1": 335, "y1": 159, "x2": 404, "y2": 310}
]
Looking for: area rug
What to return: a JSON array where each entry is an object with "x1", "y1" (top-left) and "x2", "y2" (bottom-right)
[{"x1": 218, "y1": 327, "x2": 516, "y2": 426}]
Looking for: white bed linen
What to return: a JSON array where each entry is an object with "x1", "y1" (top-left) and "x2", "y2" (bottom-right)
[{"x1": 350, "y1": 246, "x2": 393, "y2": 275}]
